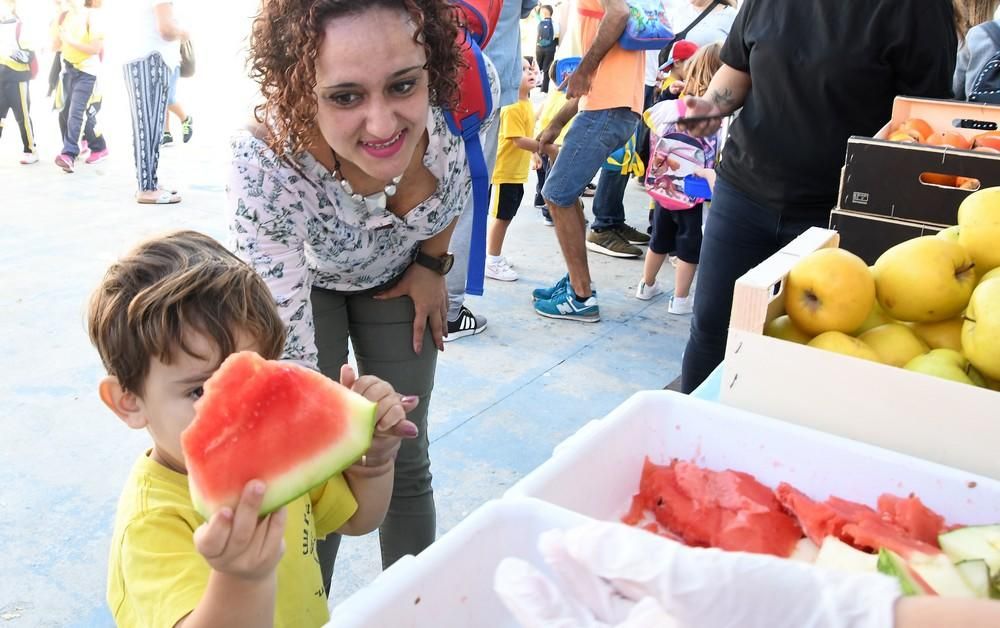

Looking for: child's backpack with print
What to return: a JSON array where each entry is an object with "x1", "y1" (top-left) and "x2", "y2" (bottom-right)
[
  {"x1": 969, "y1": 21, "x2": 1000, "y2": 105},
  {"x1": 578, "y1": 0, "x2": 674, "y2": 51},
  {"x1": 643, "y1": 99, "x2": 716, "y2": 210},
  {"x1": 447, "y1": 0, "x2": 502, "y2": 296}
]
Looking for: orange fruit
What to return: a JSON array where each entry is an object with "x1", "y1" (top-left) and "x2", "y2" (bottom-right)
[
  {"x1": 919, "y1": 173, "x2": 958, "y2": 186},
  {"x1": 925, "y1": 131, "x2": 972, "y2": 150},
  {"x1": 888, "y1": 131, "x2": 918, "y2": 143},
  {"x1": 972, "y1": 131, "x2": 1000, "y2": 151},
  {"x1": 899, "y1": 118, "x2": 934, "y2": 142}
]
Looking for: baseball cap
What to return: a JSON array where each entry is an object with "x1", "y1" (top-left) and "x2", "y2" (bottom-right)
[{"x1": 661, "y1": 40, "x2": 700, "y2": 70}]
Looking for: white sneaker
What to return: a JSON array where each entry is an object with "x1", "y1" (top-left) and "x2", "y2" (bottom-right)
[
  {"x1": 668, "y1": 294, "x2": 694, "y2": 315},
  {"x1": 635, "y1": 280, "x2": 663, "y2": 301},
  {"x1": 485, "y1": 257, "x2": 518, "y2": 281},
  {"x1": 20, "y1": 152, "x2": 38, "y2": 165}
]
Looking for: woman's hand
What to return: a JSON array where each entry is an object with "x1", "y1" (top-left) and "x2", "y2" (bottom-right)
[
  {"x1": 340, "y1": 365, "x2": 419, "y2": 477},
  {"x1": 375, "y1": 262, "x2": 447, "y2": 354},
  {"x1": 678, "y1": 95, "x2": 724, "y2": 138}
]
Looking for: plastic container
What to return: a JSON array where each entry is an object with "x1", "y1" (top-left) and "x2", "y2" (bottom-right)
[
  {"x1": 328, "y1": 498, "x2": 593, "y2": 627},
  {"x1": 683, "y1": 174, "x2": 712, "y2": 199},
  {"x1": 506, "y1": 390, "x2": 1000, "y2": 524}
]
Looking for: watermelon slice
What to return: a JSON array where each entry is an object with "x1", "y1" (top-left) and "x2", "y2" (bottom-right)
[{"x1": 181, "y1": 351, "x2": 377, "y2": 518}]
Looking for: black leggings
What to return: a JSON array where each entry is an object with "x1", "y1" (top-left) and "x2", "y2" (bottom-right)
[{"x1": 680, "y1": 177, "x2": 826, "y2": 393}]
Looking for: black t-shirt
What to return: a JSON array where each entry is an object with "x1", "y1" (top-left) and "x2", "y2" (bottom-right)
[{"x1": 717, "y1": 0, "x2": 957, "y2": 217}]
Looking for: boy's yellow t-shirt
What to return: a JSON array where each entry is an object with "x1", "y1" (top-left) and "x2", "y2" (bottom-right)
[
  {"x1": 106, "y1": 453, "x2": 358, "y2": 628},
  {"x1": 536, "y1": 90, "x2": 573, "y2": 145},
  {"x1": 492, "y1": 99, "x2": 535, "y2": 185},
  {"x1": 60, "y1": 8, "x2": 102, "y2": 74}
]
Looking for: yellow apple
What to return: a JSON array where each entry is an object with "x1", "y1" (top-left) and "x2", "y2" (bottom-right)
[
  {"x1": 979, "y1": 267, "x2": 1000, "y2": 286},
  {"x1": 765, "y1": 315, "x2": 812, "y2": 344},
  {"x1": 958, "y1": 187, "x2": 1000, "y2": 274},
  {"x1": 785, "y1": 248, "x2": 875, "y2": 336},
  {"x1": 904, "y1": 348, "x2": 986, "y2": 387},
  {"x1": 853, "y1": 300, "x2": 895, "y2": 335},
  {"x1": 808, "y1": 331, "x2": 881, "y2": 362},
  {"x1": 936, "y1": 225, "x2": 960, "y2": 242},
  {"x1": 906, "y1": 317, "x2": 964, "y2": 352},
  {"x1": 873, "y1": 236, "x2": 976, "y2": 322},
  {"x1": 961, "y1": 278, "x2": 1000, "y2": 380},
  {"x1": 858, "y1": 323, "x2": 929, "y2": 367}
]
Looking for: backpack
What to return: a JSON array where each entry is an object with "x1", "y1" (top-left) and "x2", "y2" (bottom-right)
[
  {"x1": 969, "y1": 21, "x2": 1000, "y2": 105},
  {"x1": 537, "y1": 17, "x2": 555, "y2": 48},
  {"x1": 578, "y1": 0, "x2": 674, "y2": 51},
  {"x1": 643, "y1": 100, "x2": 715, "y2": 210},
  {"x1": 13, "y1": 20, "x2": 38, "y2": 80},
  {"x1": 446, "y1": 0, "x2": 502, "y2": 296}
]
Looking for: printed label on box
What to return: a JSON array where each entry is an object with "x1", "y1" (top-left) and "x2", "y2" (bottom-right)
[{"x1": 852, "y1": 191, "x2": 869, "y2": 205}]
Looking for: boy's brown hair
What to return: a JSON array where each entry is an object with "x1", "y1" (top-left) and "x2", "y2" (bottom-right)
[{"x1": 87, "y1": 231, "x2": 285, "y2": 395}]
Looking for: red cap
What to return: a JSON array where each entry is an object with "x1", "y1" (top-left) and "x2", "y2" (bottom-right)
[{"x1": 666, "y1": 40, "x2": 699, "y2": 67}]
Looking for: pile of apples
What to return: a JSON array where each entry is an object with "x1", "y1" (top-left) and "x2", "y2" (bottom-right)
[{"x1": 765, "y1": 187, "x2": 1000, "y2": 389}]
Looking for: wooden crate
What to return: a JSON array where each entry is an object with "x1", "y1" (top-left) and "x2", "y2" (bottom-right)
[{"x1": 720, "y1": 227, "x2": 1000, "y2": 479}]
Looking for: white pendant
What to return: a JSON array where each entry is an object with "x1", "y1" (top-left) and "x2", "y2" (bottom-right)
[
  {"x1": 384, "y1": 184, "x2": 397, "y2": 197},
  {"x1": 340, "y1": 178, "x2": 354, "y2": 195}
]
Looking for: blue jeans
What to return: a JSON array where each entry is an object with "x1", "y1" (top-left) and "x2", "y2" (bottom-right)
[
  {"x1": 679, "y1": 177, "x2": 826, "y2": 393},
  {"x1": 542, "y1": 107, "x2": 640, "y2": 208},
  {"x1": 590, "y1": 168, "x2": 630, "y2": 230},
  {"x1": 59, "y1": 64, "x2": 98, "y2": 157}
]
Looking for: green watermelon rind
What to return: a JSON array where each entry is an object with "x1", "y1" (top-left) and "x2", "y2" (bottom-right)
[{"x1": 189, "y1": 391, "x2": 378, "y2": 520}]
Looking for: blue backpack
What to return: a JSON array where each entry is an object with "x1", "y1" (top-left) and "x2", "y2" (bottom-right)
[
  {"x1": 537, "y1": 17, "x2": 556, "y2": 48},
  {"x1": 579, "y1": 0, "x2": 674, "y2": 51},
  {"x1": 445, "y1": 0, "x2": 501, "y2": 296}
]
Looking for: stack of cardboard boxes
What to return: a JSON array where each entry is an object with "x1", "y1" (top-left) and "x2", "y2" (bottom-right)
[{"x1": 830, "y1": 97, "x2": 1000, "y2": 264}]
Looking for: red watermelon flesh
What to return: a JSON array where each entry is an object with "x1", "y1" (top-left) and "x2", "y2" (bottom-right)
[
  {"x1": 629, "y1": 459, "x2": 802, "y2": 557},
  {"x1": 181, "y1": 351, "x2": 377, "y2": 518},
  {"x1": 843, "y1": 517, "x2": 941, "y2": 557},
  {"x1": 877, "y1": 494, "x2": 946, "y2": 547}
]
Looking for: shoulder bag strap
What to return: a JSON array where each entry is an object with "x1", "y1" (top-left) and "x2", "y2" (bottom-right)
[{"x1": 673, "y1": 0, "x2": 723, "y2": 42}]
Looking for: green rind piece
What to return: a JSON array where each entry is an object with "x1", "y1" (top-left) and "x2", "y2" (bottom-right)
[
  {"x1": 877, "y1": 548, "x2": 924, "y2": 596},
  {"x1": 956, "y1": 560, "x2": 991, "y2": 599}
]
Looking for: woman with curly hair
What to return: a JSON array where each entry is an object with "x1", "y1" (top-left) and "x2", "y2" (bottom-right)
[{"x1": 228, "y1": 0, "x2": 498, "y2": 591}]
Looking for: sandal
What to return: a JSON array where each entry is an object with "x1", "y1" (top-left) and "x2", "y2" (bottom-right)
[{"x1": 136, "y1": 190, "x2": 182, "y2": 204}]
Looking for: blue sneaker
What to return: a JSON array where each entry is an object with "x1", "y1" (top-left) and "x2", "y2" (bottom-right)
[
  {"x1": 533, "y1": 286, "x2": 600, "y2": 322},
  {"x1": 532, "y1": 274, "x2": 570, "y2": 302}
]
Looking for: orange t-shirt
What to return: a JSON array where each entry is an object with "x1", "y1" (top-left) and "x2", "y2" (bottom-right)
[{"x1": 577, "y1": 0, "x2": 645, "y2": 114}]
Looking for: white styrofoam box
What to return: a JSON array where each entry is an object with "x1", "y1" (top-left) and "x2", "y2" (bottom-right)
[
  {"x1": 328, "y1": 498, "x2": 593, "y2": 628},
  {"x1": 506, "y1": 390, "x2": 1000, "y2": 525}
]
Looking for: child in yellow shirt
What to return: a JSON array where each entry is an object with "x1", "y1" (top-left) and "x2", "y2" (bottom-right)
[
  {"x1": 533, "y1": 60, "x2": 575, "y2": 226},
  {"x1": 89, "y1": 231, "x2": 417, "y2": 627},
  {"x1": 486, "y1": 57, "x2": 543, "y2": 282}
]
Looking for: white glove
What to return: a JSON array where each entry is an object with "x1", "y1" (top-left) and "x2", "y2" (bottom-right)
[{"x1": 495, "y1": 521, "x2": 902, "y2": 628}]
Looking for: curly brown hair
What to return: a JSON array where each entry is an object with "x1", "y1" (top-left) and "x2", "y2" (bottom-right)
[{"x1": 249, "y1": 0, "x2": 465, "y2": 157}]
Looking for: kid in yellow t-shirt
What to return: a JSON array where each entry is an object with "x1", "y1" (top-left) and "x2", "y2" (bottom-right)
[
  {"x1": 533, "y1": 60, "x2": 575, "y2": 225},
  {"x1": 486, "y1": 57, "x2": 543, "y2": 282},
  {"x1": 89, "y1": 231, "x2": 417, "y2": 628}
]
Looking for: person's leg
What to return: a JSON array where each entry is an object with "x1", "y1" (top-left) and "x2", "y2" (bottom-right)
[
  {"x1": 672, "y1": 204, "x2": 703, "y2": 299},
  {"x1": 10, "y1": 78, "x2": 35, "y2": 154},
  {"x1": 538, "y1": 47, "x2": 554, "y2": 92},
  {"x1": 83, "y1": 99, "x2": 107, "y2": 153},
  {"x1": 679, "y1": 179, "x2": 782, "y2": 393},
  {"x1": 163, "y1": 67, "x2": 179, "y2": 138},
  {"x1": 123, "y1": 54, "x2": 172, "y2": 198},
  {"x1": 61, "y1": 68, "x2": 96, "y2": 158},
  {"x1": 485, "y1": 183, "x2": 521, "y2": 281},
  {"x1": 57, "y1": 65, "x2": 71, "y2": 145},
  {"x1": 590, "y1": 169, "x2": 627, "y2": 230},
  {"x1": 534, "y1": 153, "x2": 548, "y2": 207},
  {"x1": 347, "y1": 293, "x2": 438, "y2": 570},
  {"x1": 541, "y1": 108, "x2": 641, "y2": 303}
]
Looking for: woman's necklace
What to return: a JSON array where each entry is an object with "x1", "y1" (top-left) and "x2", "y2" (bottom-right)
[{"x1": 331, "y1": 152, "x2": 403, "y2": 211}]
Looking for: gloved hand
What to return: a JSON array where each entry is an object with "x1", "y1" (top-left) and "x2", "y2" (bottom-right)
[
  {"x1": 495, "y1": 521, "x2": 902, "y2": 628},
  {"x1": 10, "y1": 49, "x2": 30, "y2": 64}
]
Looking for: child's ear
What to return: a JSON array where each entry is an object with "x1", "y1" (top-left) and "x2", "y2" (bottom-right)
[{"x1": 98, "y1": 376, "x2": 148, "y2": 430}]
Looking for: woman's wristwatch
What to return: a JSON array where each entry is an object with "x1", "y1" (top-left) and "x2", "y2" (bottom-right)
[{"x1": 414, "y1": 251, "x2": 455, "y2": 275}]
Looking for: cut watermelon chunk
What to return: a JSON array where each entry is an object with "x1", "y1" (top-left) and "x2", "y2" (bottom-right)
[
  {"x1": 877, "y1": 494, "x2": 946, "y2": 548},
  {"x1": 181, "y1": 351, "x2": 377, "y2": 518}
]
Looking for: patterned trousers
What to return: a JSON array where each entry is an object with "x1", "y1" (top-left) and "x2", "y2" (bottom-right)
[{"x1": 122, "y1": 53, "x2": 169, "y2": 192}]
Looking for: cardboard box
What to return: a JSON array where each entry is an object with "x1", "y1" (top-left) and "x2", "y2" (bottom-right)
[
  {"x1": 829, "y1": 209, "x2": 943, "y2": 265},
  {"x1": 840, "y1": 97, "x2": 1000, "y2": 225},
  {"x1": 720, "y1": 227, "x2": 1000, "y2": 479}
]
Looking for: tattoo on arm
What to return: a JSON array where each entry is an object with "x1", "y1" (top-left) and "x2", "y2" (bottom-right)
[{"x1": 711, "y1": 88, "x2": 737, "y2": 110}]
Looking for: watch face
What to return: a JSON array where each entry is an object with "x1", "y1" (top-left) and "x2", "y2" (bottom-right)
[{"x1": 441, "y1": 254, "x2": 455, "y2": 274}]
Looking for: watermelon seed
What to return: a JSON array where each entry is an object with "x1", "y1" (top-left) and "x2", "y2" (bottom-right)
[{"x1": 414, "y1": 597, "x2": 421, "y2": 605}]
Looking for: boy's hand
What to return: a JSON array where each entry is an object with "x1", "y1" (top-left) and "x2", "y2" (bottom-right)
[
  {"x1": 340, "y1": 365, "x2": 419, "y2": 476},
  {"x1": 668, "y1": 80, "x2": 685, "y2": 96},
  {"x1": 193, "y1": 481, "x2": 287, "y2": 581},
  {"x1": 531, "y1": 153, "x2": 542, "y2": 171}
]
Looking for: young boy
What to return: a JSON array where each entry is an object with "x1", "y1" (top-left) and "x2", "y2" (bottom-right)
[
  {"x1": 88, "y1": 231, "x2": 416, "y2": 627},
  {"x1": 657, "y1": 39, "x2": 698, "y2": 100},
  {"x1": 0, "y1": 0, "x2": 38, "y2": 164},
  {"x1": 485, "y1": 57, "x2": 540, "y2": 282}
]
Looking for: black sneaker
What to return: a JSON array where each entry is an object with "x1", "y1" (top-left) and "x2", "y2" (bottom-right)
[
  {"x1": 615, "y1": 223, "x2": 651, "y2": 245},
  {"x1": 161, "y1": 131, "x2": 174, "y2": 146},
  {"x1": 444, "y1": 306, "x2": 487, "y2": 342},
  {"x1": 181, "y1": 116, "x2": 193, "y2": 143}
]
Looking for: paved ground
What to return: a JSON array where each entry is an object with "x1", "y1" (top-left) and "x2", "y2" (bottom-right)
[{"x1": 0, "y1": 9, "x2": 692, "y2": 625}]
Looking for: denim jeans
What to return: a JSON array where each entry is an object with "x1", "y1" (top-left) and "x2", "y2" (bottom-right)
[
  {"x1": 59, "y1": 64, "x2": 98, "y2": 157},
  {"x1": 590, "y1": 168, "x2": 630, "y2": 230},
  {"x1": 680, "y1": 177, "x2": 827, "y2": 393},
  {"x1": 542, "y1": 107, "x2": 640, "y2": 208}
]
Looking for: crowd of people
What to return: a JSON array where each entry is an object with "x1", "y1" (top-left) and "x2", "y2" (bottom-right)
[{"x1": 7, "y1": 0, "x2": 1000, "y2": 625}]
